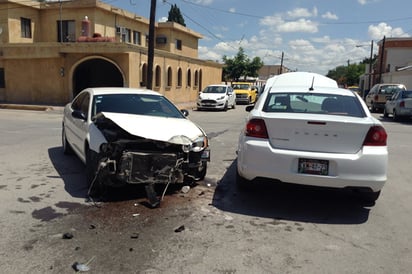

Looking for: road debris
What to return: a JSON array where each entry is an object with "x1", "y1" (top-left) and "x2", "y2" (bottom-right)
[
  {"x1": 62, "y1": 232, "x2": 73, "y2": 239},
  {"x1": 72, "y1": 256, "x2": 95, "y2": 272},
  {"x1": 174, "y1": 225, "x2": 185, "y2": 233}
]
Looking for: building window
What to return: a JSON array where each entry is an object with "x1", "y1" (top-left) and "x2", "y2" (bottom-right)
[
  {"x1": 187, "y1": 69, "x2": 191, "y2": 87},
  {"x1": 155, "y1": 65, "x2": 161, "y2": 87},
  {"x1": 194, "y1": 70, "x2": 199, "y2": 87},
  {"x1": 175, "y1": 39, "x2": 182, "y2": 50},
  {"x1": 133, "y1": 31, "x2": 141, "y2": 45},
  {"x1": 57, "y1": 20, "x2": 76, "y2": 42},
  {"x1": 0, "y1": 68, "x2": 5, "y2": 88},
  {"x1": 145, "y1": 34, "x2": 149, "y2": 47},
  {"x1": 167, "y1": 67, "x2": 172, "y2": 87},
  {"x1": 122, "y1": 28, "x2": 131, "y2": 43},
  {"x1": 21, "y1": 17, "x2": 32, "y2": 38},
  {"x1": 177, "y1": 68, "x2": 182, "y2": 87},
  {"x1": 140, "y1": 63, "x2": 147, "y2": 87}
]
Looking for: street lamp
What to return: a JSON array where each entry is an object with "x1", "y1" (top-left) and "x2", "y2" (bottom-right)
[{"x1": 356, "y1": 40, "x2": 374, "y2": 97}]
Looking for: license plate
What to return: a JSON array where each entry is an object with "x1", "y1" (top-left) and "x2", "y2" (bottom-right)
[{"x1": 298, "y1": 158, "x2": 329, "y2": 175}]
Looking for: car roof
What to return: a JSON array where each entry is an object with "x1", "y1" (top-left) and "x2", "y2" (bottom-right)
[
  {"x1": 206, "y1": 84, "x2": 229, "y2": 87},
  {"x1": 84, "y1": 87, "x2": 162, "y2": 96},
  {"x1": 267, "y1": 72, "x2": 338, "y2": 90},
  {"x1": 264, "y1": 72, "x2": 355, "y2": 96}
]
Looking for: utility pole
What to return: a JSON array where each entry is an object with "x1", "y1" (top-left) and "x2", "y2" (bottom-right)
[
  {"x1": 378, "y1": 36, "x2": 386, "y2": 84},
  {"x1": 279, "y1": 51, "x2": 284, "y2": 74},
  {"x1": 368, "y1": 40, "x2": 373, "y2": 91},
  {"x1": 147, "y1": 0, "x2": 156, "y2": 89}
]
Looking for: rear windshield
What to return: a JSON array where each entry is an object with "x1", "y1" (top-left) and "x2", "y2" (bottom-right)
[
  {"x1": 262, "y1": 93, "x2": 366, "y2": 118},
  {"x1": 379, "y1": 85, "x2": 405, "y2": 94}
]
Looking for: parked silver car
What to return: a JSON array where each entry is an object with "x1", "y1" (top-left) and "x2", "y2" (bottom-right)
[
  {"x1": 384, "y1": 90, "x2": 412, "y2": 121},
  {"x1": 365, "y1": 83, "x2": 406, "y2": 112}
]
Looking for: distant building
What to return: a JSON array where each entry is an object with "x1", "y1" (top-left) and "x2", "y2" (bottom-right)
[
  {"x1": 360, "y1": 37, "x2": 412, "y2": 94},
  {"x1": 0, "y1": 0, "x2": 222, "y2": 107}
]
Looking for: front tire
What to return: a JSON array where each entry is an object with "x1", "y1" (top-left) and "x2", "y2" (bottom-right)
[
  {"x1": 194, "y1": 162, "x2": 207, "y2": 181},
  {"x1": 383, "y1": 108, "x2": 389, "y2": 118},
  {"x1": 62, "y1": 127, "x2": 73, "y2": 155}
]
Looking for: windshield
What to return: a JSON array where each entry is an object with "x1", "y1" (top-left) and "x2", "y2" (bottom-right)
[
  {"x1": 203, "y1": 86, "x2": 226, "y2": 94},
  {"x1": 262, "y1": 93, "x2": 366, "y2": 117},
  {"x1": 92, "y1": 94, "x2": 186, "y2": 118},
  {"x1": 232, "y1": 84, "x2": 250, "y2": 90}
]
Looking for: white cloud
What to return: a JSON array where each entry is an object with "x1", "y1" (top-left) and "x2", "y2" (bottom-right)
[
  {"x1": 287, "y1": 8, "x2": 313, "y2": 18},
  {"x1": 358, "y1": 0, "x2": 379, "y2": 5},
  {"x1": 368, "y1": 23, "x2": 409, "y2": 40},
  {"x1": 289, "y1": 39, "x2": 316, "y2": 51},
  {"x1": 322, "y1": 12, "x2": 338, "y2": 20},
  {"x1": 193, "y1": 0, "x2": 214, "y2": 5},
  {"x1": 277, "y1": 19, "x2": 318, "y2": 33},
  {"x1": 229, "y1": 8, "x2": 236, "y2": 13}
]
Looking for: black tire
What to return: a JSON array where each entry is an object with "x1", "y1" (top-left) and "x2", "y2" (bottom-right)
[
  {"x1": 85, "y1": 146, "x2": 98, "y2": 187},
  {"x1": 223, "y1": 101, "x2": 228, "y2": 111},
  {"x1": 62, "y1": 127, "x2": 73, "y2": 155},
  {"x1": 361, "y1": 190, "x2": 381, "y2": 206},
  {"x1": 232, "y1": 102, "x2": 236, "y2": 109},
  {"x1": 194, "y1": 162, "x2": 207, "y2": 181},
  {"x1": 236, "y1": 169, "x2": 251, "y2": 190},
  {"x1": 383, "y1": 108, "x2": 389, "y2": 118},
  {"x1": 370, "y1": 103, "x2": 376, "y2": 113},
  {"x1": 393, "y1": 110, "x2": 400, "y2": 121}
]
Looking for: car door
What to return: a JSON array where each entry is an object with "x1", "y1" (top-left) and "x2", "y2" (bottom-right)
[
  {"x1": 385, "y1": 91, "x2": 399, "y2": 114},
  {"x1": 366, "y1": 85, "x2": 377, "y2": 107},
  {"x1": 65, "y1": 91, "x2": 91, "y2": 162}
]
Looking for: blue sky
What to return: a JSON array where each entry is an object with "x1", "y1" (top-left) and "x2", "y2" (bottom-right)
[{"x1": 103, "y1": 0, "x2": 412, "y2": 75}]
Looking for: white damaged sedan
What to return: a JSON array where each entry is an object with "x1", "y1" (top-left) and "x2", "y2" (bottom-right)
[
  {"x1": 62, "y1": 88, "x2": 210, "y2": 198},
  {"x1": 237, "y1": 72, "x2": 388, "y2": 204}
]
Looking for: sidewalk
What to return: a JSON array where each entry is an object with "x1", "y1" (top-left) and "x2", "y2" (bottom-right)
[{"x1": 0, "y1": 103, "x2": 64, "y2": 112}]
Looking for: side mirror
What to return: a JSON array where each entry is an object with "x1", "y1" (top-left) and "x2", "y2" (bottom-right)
[
  {"x1": 72, "y1": 110, "x2": 86, "y2": 120},
  {"x1": 181, "y1": 109, "x2": 189, "y2": 117},
  {"x1": 245, "y1": 105, "x2": 254, "y2": 112}
]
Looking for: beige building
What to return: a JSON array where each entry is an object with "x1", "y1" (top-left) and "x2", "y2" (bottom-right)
[{"x1": 0, "y1": 0, "x2": 222, "y2": 107}]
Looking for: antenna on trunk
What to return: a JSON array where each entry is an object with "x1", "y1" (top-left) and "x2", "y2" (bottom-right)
[{"x1": 309, "y1": 76, "x2": 315, "y2": 91}]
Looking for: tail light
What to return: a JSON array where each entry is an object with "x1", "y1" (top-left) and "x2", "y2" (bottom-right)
[
  {"x1": 363, "y1": 126, "x2": 387, "y2": 146},
  {"x1": 400, "y1": 101, "x2": 405, "y2": 107},
  {"x1": 374, "y1": 95, "x2": 379, "y2": 101},
  {"x1": 245, "y1": 118, "x2": 268, "y2": 139}
]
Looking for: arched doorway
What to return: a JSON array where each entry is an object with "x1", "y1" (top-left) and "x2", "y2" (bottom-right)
[{"x1": 72, "y1": 58, "x2": 123, "y2": 97}]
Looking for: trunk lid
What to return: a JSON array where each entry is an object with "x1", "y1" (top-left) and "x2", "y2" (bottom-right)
[{"x1": 263, "y1": 113, "x2": 374, "y2": 153}]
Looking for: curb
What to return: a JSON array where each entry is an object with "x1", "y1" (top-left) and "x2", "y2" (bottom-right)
[{"x1": 0, "y1": 104, "x2": 59, "y2": 111}]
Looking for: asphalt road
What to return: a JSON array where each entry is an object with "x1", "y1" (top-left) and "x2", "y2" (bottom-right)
[{"x1": 0, "y1": 106, "x2": 411, "y2": 274}]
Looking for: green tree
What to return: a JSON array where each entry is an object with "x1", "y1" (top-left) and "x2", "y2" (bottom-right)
[
  {"x1": 326, "y1": 54, "x2": 378, "y2": 87},
  {"x1": 167, "y1": 4, "x2": 186, "y2": 27},
  {"x1": 222, "y1": 47, "x2": 264, "y2": 81}
]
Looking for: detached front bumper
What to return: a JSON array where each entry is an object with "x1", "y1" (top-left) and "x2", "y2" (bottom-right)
[{"x1": 97, "y1": 148, "x2": 210, "y2": 185}]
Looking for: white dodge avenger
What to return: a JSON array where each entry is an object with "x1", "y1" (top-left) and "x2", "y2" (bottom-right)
[{"x1": 237, "y1": 72, "x2": 388, "y2": 204}]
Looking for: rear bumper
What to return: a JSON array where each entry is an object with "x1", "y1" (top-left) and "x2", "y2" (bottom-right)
[{"x1": 237, "y1": 138, "x2": 388, "y2": 192}]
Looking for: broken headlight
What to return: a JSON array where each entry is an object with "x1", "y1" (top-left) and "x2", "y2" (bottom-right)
[{"x1": 191, "y1": 136, "x2": 208, "y2": 152}]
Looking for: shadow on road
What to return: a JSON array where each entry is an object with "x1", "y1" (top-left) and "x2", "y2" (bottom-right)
[
  {"x1": 48, "y1": 146, "x2": 182, "y2": 203},
  {"x1": 212, "y1": 160, "x2": 371, "y2": 225}
]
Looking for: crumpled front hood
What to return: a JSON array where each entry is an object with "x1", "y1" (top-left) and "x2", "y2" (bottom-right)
[{"x1": 96, "y1": 112, "x2": 205, "y2": 145}]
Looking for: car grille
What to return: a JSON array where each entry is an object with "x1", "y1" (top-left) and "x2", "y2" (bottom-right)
[
  {"x1": 201, "y1": 99, "x2": 217, "y2": 104},
  {"x1": 236, "y1": 94, "x2": 247, "y2": 99},
  {"x1": 119, "y1": 151, "x2": 179, "y2": 184}
]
